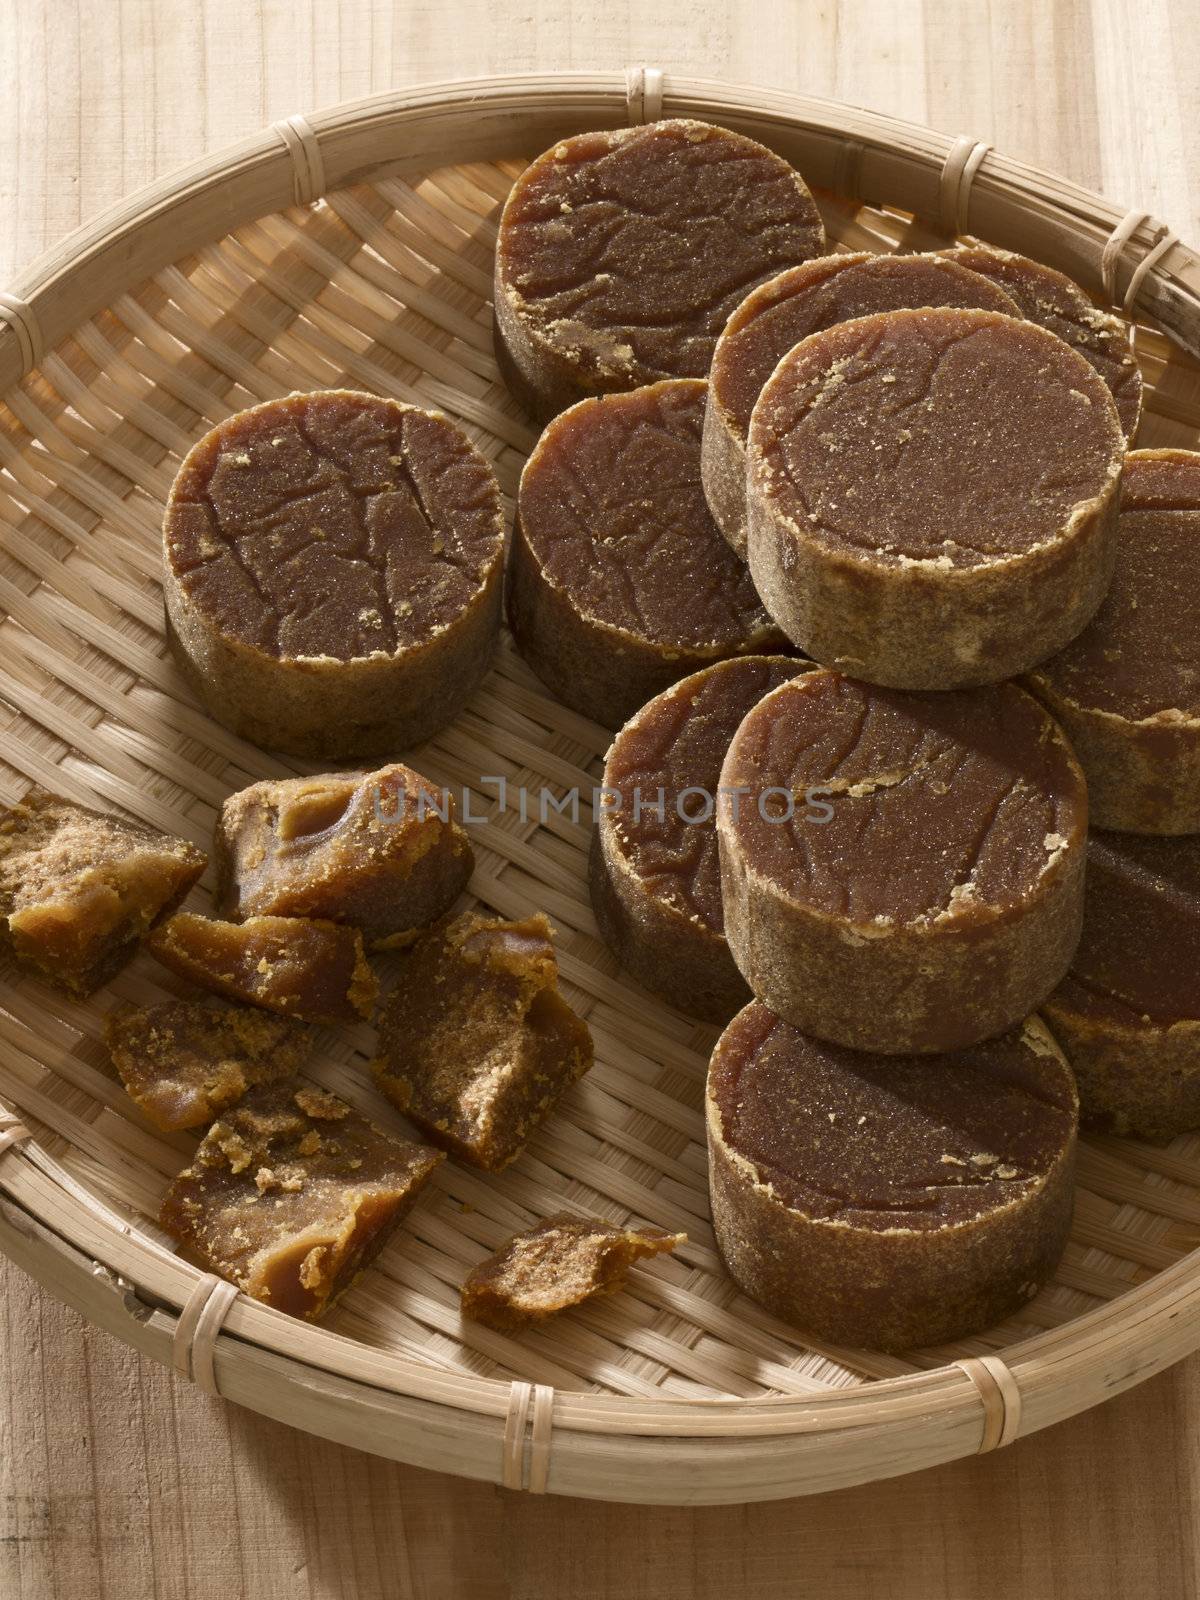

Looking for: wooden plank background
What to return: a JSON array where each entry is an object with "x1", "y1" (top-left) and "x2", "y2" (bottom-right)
[{"x1": 2, "y1": 2, "x2": 1199, "y2": 1596}]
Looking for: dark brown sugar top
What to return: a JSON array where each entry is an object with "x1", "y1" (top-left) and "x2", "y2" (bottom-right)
[
  {"x1": 719, "y1": 672, "x2": 1086, "y2": 927},
  {"x1": 1031, "y1": 450, "x2": 1200, "y2": 720},
  {"x1": 164, "y1": 391, "x2": 504, "y2": 661},
  {"x1": 1063, "y1": 830, "x2": 1200, "y2": 1025},
  {"x1": 603, "y1": 656, "x2": 806, "y2": 930},
  {"x1": 709, "y1": 1003, "x2": 1077, "y2": 1230},
  {"x1": 942, "y1": 244, "x2": 1143, "y2": 436},
  {"x1": 749, "y1": 307, "x2": 1123, "y2": 567},
  {"x1": 712, "y1": 253, "x2": 1020, "y2": 436},
  {"x1": 518, "y1": 378, "x2": 785, "y2": 650},
  {"x1": 496, "y1": 119, "x2": 825, "y2": 386}
]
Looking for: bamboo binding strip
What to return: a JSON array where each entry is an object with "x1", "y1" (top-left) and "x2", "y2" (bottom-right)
[
  {"x1": 624, "y1": 64, "x2": 665, "y2": 125},
  {"x1": 954, "y1": 1357, "x2": 1024, "y2": 1453},
  {"x1": 0, "y1": 71, "x2": 1198, "y2": 1504},
  {"x1": 0, "y1": 293, "x2": 43, "y2": 378},
  {"x1": 938, "y1": 135, "x2": 992, "y2": 235},
  {"x1": 273, "y1": 114, "x2": 327, "y2": 208},
  {"x1": 0, "y1": 1108, "x2": 32, "y2": 1160},
  {"x1": 1102, "y1": 208, "x2": 1181, "y2": 318},
  {"x1": 173, "y1": 1273, "x2": 240, "y2": 1397},
  {"x1": 502, "y1": 1381, "x2": 556, "y2": 1493}
]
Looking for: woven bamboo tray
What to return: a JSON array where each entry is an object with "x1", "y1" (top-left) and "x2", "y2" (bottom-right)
[{"x1": 1, "y1": 69, "x2": 1199, "y2": 1507}]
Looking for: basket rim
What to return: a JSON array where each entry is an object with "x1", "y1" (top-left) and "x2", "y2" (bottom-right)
[
  {"x1": 1, "y1": 69, "x2": 1197, "y2": 390},
  {"x1": 2, "y1": 68, "x2": 1199, "y2": 1495},
  {"x1": 7, "y1": 1135, "x2": 1200, "y2": 1429}
]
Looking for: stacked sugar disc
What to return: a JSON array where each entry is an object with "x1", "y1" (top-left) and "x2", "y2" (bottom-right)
[{"x1": 490, "y1": 117, "x2": 1200, "y2": 1352}]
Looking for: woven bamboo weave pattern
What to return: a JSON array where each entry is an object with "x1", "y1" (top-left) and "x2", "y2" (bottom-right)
[{"x1": 2, "y1": 147, "x2": 1200, "y2": 1420}]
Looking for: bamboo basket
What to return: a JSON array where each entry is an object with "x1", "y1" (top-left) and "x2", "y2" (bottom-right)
[{"x1": 1, "y1": 69, "x2": 1199, "y2": 1507}]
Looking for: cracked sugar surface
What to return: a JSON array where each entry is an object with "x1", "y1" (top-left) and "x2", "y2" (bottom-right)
[
  {"x1": 498, "y1": 119, "x2": 825, "y2": 385},
  {"x1": 164, "y1": 391, "x2": 503, "y2": 661},
  {"x1": 713, "y1": 251, "x2": 1020, "y2": 437},
  {"x1": 709, "y1": 1004, "x2": 1077, "y2": 1230},
  {"x1": 519, "y1": 379, "x2": 784, "y2": 650},
  {"x1": 603, "y1": 656, "x2": 806, "y2": 930},
  {"x1": 751, "y1": 306, "x2": 1122, "y2": 567},
  {"x1": 721, "y1": 672, "x2": 1086, "y2": 926}
]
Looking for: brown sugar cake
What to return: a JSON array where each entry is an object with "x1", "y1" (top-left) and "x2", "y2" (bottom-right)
[
  {"x1": 706, "y1": 1004, "x2": 1077, "y2": 1350},
  {"x1": 104, "y1": 999, "x2": 313, "y2": 1132},
  {"x1": 1025, "y1": 450, "x2": 1200, "y2": 833},
  {"x1": 508, "y1": 378, "x2": 789, "y2": 726},
  {"x1": 163, "y1": 390, "x2": 505, "y2": 759},
  {"x1": 0, "y1": 788, "x2": 205, "y2": 997},
  {"x1": 160, "y1": 1082, "x2": 444, "y2": 1321},
  {"x1": 461, "y1": 1213, "x2": 685, "y2": 1332},
  {"x1": 1042, "y1": 832, "x2": 1200, "y2": 1140},
  {"x1": 216, "y1": 763, "x2": 473, "y2": 948},
  {"x1": 746, "y1": 306, "x2": 1125, "y2": 688},
  {"x1": 373, "y1": 912, "x2": 593, "y2": 1170},
  {"x1": 590, "y1": 655, "x2": 808, "y2": 1022},
  {"x1": 716, "y1": 671, "x2": 1088, "y2": 1053},
  {"x1": 702, "y1": 252, "x2": 1021, "y2": 556},
  {"x1": 494, "y1": 119, "x2": 825, "y2": 421},
  {"x1": 147, "y1": 913, "x2": 377, "y2": 1025},
  {"x1": 941, "y1": 244, "x2": 1143, "y2": 437}
]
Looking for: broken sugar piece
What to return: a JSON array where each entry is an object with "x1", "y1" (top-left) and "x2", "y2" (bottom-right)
[
  {"x1": 163, "y1": 390, "x2": 505, "y2": 759},
  {"x1": 746, "y1": 306, "x2": 1124, "y2": 688},
  {"x1": 707, "y1": 1004, "x2": 1077, "y2": 1350},
  {"x1": 373, "y1": 911, "x2": 593, "y2": 1170},
  {"x1": 147, "y1": 912, "x2": 377, "y2": 1025},
  {"x1": 460, "y1": 1213, "x2": 684, "y2": 1332},
  {"x1": 160, "y1": 1081, "x2": 444, "y2": 1320},
  {"x1": 494, "y1": 118, "x2": 825, "y2": 421},
  {"x1": 508, "y1": 378, "x2": 789, "y2": 728},
  {"x1": 703, "y1": 251, "x2": 1021, "y2": 556},
  {"x1": 0, "y1": 788, "x2": 206, "y2": 997},
  {"x1": 716, "y1": 671, "x2": 1087, "y2": 1053},
  {"x1": 216, "y1": 763, "x2": 473, "y2": 947},
  {"x1": 104, "y1": 999, "x2": 313, "y2": 1132}
]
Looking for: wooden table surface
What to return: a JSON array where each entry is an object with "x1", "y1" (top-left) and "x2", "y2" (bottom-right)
[{"x1": 2, "y1": 3, "x2": 1199, "y2": 1596}]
